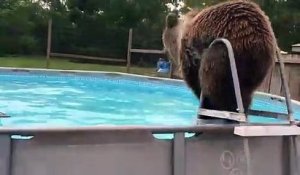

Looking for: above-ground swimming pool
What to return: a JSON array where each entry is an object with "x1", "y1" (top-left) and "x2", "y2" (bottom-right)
[{"x1": 0, "y1": 67, "x2": 300, "y2": 130}]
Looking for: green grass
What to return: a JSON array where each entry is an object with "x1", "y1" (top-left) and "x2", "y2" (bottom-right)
[{"x1": 0, "y1": 56, "x2": 159, "y2": 76}]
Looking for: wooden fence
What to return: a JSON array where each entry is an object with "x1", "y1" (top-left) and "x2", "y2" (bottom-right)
[
  {"x1": 125, "y1": 26, "x2": 300, "y2": 100},
  {"x1": 46, "y1": 19, "x2": 126, "y2": 68},
  {"x1": 258, "y1": 54, "x2": 300, "y2": 101},
  {"x1": 126, "y1": 28, "x2": 169, "y2": 75},
  {"x1": 47, "y1": 21, "x2": 300, "y2": 101}
]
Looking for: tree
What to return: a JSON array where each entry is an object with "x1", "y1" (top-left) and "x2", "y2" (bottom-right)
[{"x1": 0, "y1": 0, "x2": 298, "y2": 57}]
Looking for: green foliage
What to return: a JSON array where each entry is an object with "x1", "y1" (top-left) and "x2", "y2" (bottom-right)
[
  {"x1": 0, "y1": 0, "x2": 299, "y2": 58},
  {"x1": 257, "y1": 0, "x2": 300, "y2": 51},
  {"x1": 0, "y1": 0, "x2": 49, "y2": 55},
  {"x1": 19, "y1": 35, "x2": 39, "y2": 54},
  {"x1": 185, "y1": 0, "x2": 300, "y2": 51}
]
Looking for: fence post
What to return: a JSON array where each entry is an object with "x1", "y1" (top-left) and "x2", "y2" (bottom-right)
[
  {"x1": 126, "y1": 28, "x2": 133, "y2": 73},
  {"x1": 46, "y1": 18, "x2": 52, "y2": 69}
]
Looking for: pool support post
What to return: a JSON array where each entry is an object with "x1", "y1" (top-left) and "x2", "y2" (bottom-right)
[
  {"x1": 0, "y1": 135, "x2": 12, "y2": 175},
  {"x1": 173, "y1": 132, "x2": 185, "y2": 175}
]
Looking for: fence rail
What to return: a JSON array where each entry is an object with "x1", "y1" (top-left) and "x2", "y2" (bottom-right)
[
  {"x1": 46, "y1": 19, "x2": 127, "y2": 68},
  {"x1": 50, "y1": 53, "x2": 126, "y2": 63},
  {"x1": 45, "y1": 19, "x2": 300, "y2": 100},
  {"x1": 126, "y1": 28, "x2": 170, "y2": 76}
]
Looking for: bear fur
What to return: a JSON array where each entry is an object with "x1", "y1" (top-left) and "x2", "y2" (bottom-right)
[{"x1": 162, "y1": 0, "x2": 277, "y2": 118}]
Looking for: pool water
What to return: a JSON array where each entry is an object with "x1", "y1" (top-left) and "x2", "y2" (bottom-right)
[
  {"x1": 0, "y1": 70, "x2": 299, "y2": 129},
  {"x1": 0, "y1": 71, "x2": 199, "y2": 127}
]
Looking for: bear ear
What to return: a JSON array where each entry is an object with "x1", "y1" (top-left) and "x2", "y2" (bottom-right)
[{"x1": 166, "y1": 12, "x2": 179, "y2": 28}]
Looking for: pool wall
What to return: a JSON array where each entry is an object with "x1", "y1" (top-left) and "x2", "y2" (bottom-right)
[{"x1": 0, "y1": 125, "x2": 298, "y2": 175}]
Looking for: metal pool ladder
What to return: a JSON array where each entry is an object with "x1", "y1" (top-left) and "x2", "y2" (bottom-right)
[{"x1": 197, "y1": 38, "x2": 299, "y2": 175}]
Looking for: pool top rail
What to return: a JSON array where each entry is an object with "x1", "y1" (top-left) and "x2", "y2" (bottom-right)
[{"x1": 0, "y1": 123, "x2": 298, "y2": 135}]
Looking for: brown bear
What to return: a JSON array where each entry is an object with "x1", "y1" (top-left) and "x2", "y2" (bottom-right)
[{"x1": 162, "y1": 0, "x2": 277, "y2": 123}]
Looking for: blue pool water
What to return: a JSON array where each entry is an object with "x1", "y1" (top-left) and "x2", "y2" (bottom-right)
[
  {"x1": 0, "y1": 70, "x2": 299, "y2": 130},
  {"x1": 0, "y1": 71, "x2": 199, "y2": 127}
]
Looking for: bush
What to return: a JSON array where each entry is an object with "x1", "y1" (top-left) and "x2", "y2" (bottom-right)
[{"x1": 19, "y1": 35, "x2": 39, "y2": 54}]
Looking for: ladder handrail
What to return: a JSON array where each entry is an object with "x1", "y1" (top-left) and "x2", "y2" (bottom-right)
[
  {"x1": 276, "y1": 49, "x2": 294, "y2": 124},
  {"x1": 198, "y1": 38, "x2": 294, "y2": 124},
  {"x1": 208, "y1": 39, "x2": 245, "y2": 114},
  {"x1": 199, "y1": 38, "x2": 246, "y2": 123}
]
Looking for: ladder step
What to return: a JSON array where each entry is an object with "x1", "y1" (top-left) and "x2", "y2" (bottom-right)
[
  {"x1": 198, "y1": 108, "x2": 246, "y2": 122},
  {"x1": 198, "y1": 108, "x2": 290, "y2": 123},
  {"x1": 234, "y1": 125, "x2": 300, "y2": 137},
  {"x1": 247, "y1": 109, "x2": 289, "y2": 120}
]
